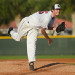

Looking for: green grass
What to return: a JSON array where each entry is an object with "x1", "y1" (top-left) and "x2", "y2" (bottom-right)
[
  {"x1": 0, "y1": 56, "x2": 28, "y2": 60},
  {"x1": 36, "y1": 55, "x2": 75, "y2": 59},
  {"x1": 68, "y1": 63, "x2": 75, "y2": 65},
  {"x1": 0, "y1": 55, "x2": 75, "y2": 60}
]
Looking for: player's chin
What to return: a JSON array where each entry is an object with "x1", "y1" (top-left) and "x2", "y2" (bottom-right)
[{"x1": 56, "y1": 13, "x2": 60, "y2": 16}]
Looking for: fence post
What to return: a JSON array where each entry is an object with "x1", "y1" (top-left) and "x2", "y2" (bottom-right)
[{"x1": 72, "y1": 13, "x2": 75, "y2": 35}]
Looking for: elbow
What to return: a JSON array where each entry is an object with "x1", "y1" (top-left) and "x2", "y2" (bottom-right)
[{"x1": 41, "y1": 28, "x2": 45, "y2": 32}]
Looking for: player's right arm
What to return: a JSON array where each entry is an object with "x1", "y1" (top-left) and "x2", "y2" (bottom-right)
[{"x1": 41, "y1": 27, "x2": 52, "y2": 45}]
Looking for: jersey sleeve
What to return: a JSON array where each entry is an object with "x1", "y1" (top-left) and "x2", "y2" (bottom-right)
[{"x1": 48, "y1": 18, "x2": 56, "y2": 27}]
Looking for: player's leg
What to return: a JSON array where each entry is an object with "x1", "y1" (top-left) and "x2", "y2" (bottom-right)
[
  {"x1": 9, "y1": 18, "x2": 32, "y2": 41},
  {"x1": 9, "y1": 18, "x2": 27, "y2": 41},
  {"x1": 27, "y1": 28, "x2": 39, "y2": 70},
  {"x1": 10, "y1": 31, "x2": 21, "y2": 41}
]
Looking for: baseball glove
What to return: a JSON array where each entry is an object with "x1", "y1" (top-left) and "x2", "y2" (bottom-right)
[{"x1": 56, "y1": 22, "x2": 65, "y2": 33}]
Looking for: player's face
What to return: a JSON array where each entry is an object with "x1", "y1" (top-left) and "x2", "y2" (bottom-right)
[{"x1": 54, "y1": 9, "x2": 60, "y2": 16}]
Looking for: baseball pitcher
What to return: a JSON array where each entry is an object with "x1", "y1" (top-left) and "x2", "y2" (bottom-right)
[{"x1": 8, "y1": 4, "x2": 64, "y2": 71}]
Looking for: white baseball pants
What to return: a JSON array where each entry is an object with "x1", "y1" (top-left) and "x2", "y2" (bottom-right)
[{"x1": 10, "y1": 18, "x2": 39, "y2": 62}]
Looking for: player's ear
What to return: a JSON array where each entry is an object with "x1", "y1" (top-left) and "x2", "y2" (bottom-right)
[
  {"x1": 52, "y1": 9, "x2": 53, "y2": 12},
  {"x1": 52, "y1": 9, "x2": 55, "y2": 12}
]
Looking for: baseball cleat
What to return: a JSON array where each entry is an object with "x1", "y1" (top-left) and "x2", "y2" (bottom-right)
[
  {"x1": 29, "y1": 62, "x2": 34, "y2": 71},
  {"x1": 8, "y1": 27, "x2": 13, "y2": 36}
]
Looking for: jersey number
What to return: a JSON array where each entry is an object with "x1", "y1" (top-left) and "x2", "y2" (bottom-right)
[{"x1": 39, "y1": 11, "x2": 48, "y2": 14}]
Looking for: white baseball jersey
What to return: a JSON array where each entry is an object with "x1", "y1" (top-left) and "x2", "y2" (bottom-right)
[{"x1": 26, "y1": 11, "x2": 55, "y2": 29}]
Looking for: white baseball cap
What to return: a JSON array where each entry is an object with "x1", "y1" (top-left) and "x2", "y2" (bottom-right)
[{"x1": 52, "y1": 4, "x2": 61, "y2": 10}]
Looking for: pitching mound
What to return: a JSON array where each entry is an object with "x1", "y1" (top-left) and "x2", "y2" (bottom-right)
[{"x1": 0, "y1": 59, "x2": 75, "y2": 75}]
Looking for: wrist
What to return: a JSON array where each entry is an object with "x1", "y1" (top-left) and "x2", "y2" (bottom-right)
[{"x1": 53, "y1": 28, "x2": 56, "y2": 30}]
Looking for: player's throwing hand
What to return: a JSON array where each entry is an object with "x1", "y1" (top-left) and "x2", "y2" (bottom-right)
[{"x1": 48, "y1": 38, "x2": 52, "y2": 45}]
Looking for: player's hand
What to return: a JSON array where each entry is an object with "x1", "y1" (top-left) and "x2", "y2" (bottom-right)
[
  {"x1": 53, "y1": 27, "x2": 56, "y2": 30},
  {"x1": 48, "y1": 39, "x2": 52, "y2": 46},
  {"x1": 56, "y1": 22, "x2": 65, "y2": 33}
]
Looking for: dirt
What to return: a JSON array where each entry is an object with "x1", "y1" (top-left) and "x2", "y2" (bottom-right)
[{"x1": 0, "y1": 59, "x2": 75, "y2": 75}]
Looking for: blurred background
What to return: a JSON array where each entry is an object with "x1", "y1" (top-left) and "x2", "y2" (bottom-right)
[{"x1": 0, "y1": 0, "x2": 75, "y2": 36}]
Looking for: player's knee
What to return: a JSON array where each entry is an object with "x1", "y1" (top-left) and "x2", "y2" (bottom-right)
[
  {"x1": 13, "y1": 36, "x2": 21, "y2": 41},
  {"x1": 15, "y1": 38, "x2": 20, "y2": 41}
]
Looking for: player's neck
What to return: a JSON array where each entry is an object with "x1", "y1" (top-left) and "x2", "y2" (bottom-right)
[{"x1": 52, "y1": 13, "x2": 56, "y2": 18}]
